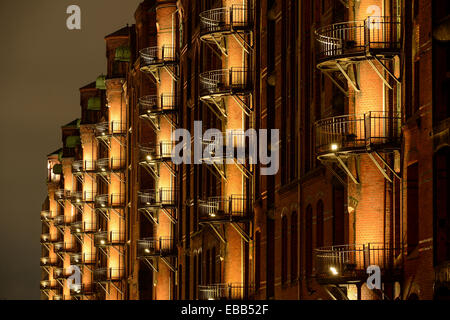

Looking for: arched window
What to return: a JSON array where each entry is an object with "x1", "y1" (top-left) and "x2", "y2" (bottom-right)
[
  {"x1": 316, "y1": 200, "x2": 324, "y2": 248},
  {"x1": 281, "y1": 215, "x2": 288, "y2": 283},
  {"x1": 305, "y1": 205, "x2": 313, "y2": 275},
  {"x1": 290, "y1": 211, "x2": 298, "y2": 281},
  {"x1": 255, "y1": 231, "x2": 261, "y2": 290}
]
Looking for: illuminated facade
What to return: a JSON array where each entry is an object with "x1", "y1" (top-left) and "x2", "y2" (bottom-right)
[{"x1": 40, "y1": 0, "x2": 449, "y2": 300}]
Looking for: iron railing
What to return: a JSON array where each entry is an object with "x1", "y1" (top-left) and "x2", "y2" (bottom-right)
[
  {"x1": 200, "y1": 68, "x2": 252, "y2": 98},
  {"x1": 137, "y1": 237, "x2": 177, "y2": 257},
  {"x1": 314, "y1": 243, "x2": 402, "y2": 281},
  {"x1": 315, "y1": 111, "x2": 402, "y2": 156},
  {"x1": 70, "y1": 253, "x2": 96, "y2": 265},
  {"x1": 140, "y1": 46, "x2": 178, "y2": 68},
  {"x1": 70, "y1": 283, "x2": 95, "y2": 296},
  {"x1": 53, "y1": 214, "x2": 74, "y2": 226},
  {"x1": 70, "y1": 221, "x2": 98, "y2": 234},
  {"x1": 72, "y1": 160, "x2": 96, "y2": 173},
  {"x1": 315, "y1": 16, "x2": 402, "y2": 62},
  {"x1": 139, "y1": 94, "x2": 178, "y2": 116},
  {"x1": 40, "y1": 280, "x2": 59, "y2": 290},
  {"x1": 93, "y1": 268, "x2": 124, "y2": 282},
  {"x1": 40, "y1": 211, "x2": 53, "y2": 221},
  {"x1": 95, "y1": 194, "x2": 125, "y2": 208},
  {"x1": 138, "y1": 188, "x2": 178, "y2": 208},
  {"x1": 198, "y1": 283, "x2": 247, "y2": 300},
  {"x1": 54, "y1": 241, "x2": 78, "y2": 253},
  {"x1": 95, "y1": 121, "x2": 127, "y2": 137},
  {"x1": 53, "y1": 267, "x2": 72, "y2": 279},
  {"x1": 200, "y1": 5, "x2": 253, "y2": 36},
  {"x1": 139, "y1": 141, "x2": 176, "y2": 162},
  {"x1": 199, "y1": 195, "x2": 251, "y2": 221},
  {"x1": 54, "y1": 189, "x2": 70, "y2": 201},
  {"x1": 201, "y1": 131, "x2": 253, "y2": 161},
  {"x1": 96, "y1": 157, "x2": 125, "y2": 172},
  {"x1": 40, "y1": 256, "x2": 58, "y2": 267},
  {"x1": 94, "y1": 231, "x2": 126, "y2": 247}
]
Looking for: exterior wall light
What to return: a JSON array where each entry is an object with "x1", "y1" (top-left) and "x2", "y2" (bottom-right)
[
  {"x1": 331, "y1": 143, "x2": 339, "y2": 151},
  {"x1": 330, "y1": 267, "x2": 338, "y2": 275}
]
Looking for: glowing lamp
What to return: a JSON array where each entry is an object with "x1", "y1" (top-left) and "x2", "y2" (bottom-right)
[
  {"x1": 330, "y1": 267, "x2": 338, "y2": 275},
  {"x1": 331, "y1": 143, "x2": 339, "y2": 151}
]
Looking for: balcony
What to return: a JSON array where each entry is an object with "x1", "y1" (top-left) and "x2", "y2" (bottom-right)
[
  {"x1": 138, "y1": 188, "x2": 178, "y2": 209},
  {"x1": 139, "y1": 141, "x2": 175, "y2": 165},
  {"x1": 70, "y1": 283, "x2": 95, "y2": 296},
  {"x1": 315, "y1": 16, "x2": 401, "y2": 70},
  {"x1": 53, "y1": 267, "x2": 72, "y2": 280},
  {"x1": 40, "y1": 280, "x2": 59, "y2": 291},
  {"x1": 94, "y1": 231, "x2": 126, "y2": 247},
  {"x1": 53, "y1": 214, "x2": 73, "y2": 227},
  {"x1": 72, "y1": 160, "x2": 96, "y2": 174},
  {"x1": 40, "y1": 256, "x2": 59, "y2": 267},
  {"x1": 314, "y1": 243, "x2": 402, "y2": 284},
  {"x1": 199, "y1": 68, "x2": 252, "y2": 100},
  {"x1": 198, "y1": 283, "x2": 247, "y2": 300},
  {"x1": 137, "y1": 238, "x2": 177, "y2": 258},
  {"x1": 54, "y1": 189, "x2": 70, "y2": 201},
  {"x1": 96, "y1": 158, "x2": 125, "y2": 174},
  {"x1": 199, "y1": 196, "x2": 251, "y2": 223},
  {"x1": 40, "y1": 211, "x2": 53, "y2": 222},
  {"x1": 41, "y1": 233, "x2": 61, "y2": 244},
  {"x1": 70, "y1": 221, "x2": 98, "y2": 234},
  {"x1": 94, "y1": 122, "x2": 126, "y2": 147},
  {"x1": 70, "y1": 191, "x2": 97, "y2": 205},
  {"x1": 70, "y1": 253, "x2": 96, "y2": 266},
  {"x1": 93, "y1": 268, "x2": 124, "y2": 283},
  {"x1": 200, "y1": 6, "x2": 253, "y2": 40},
  {"x1": 315, "y1": 112, "x2": 402, "y2": 159},
  {"x1": 54, "y1": 241, "x2": 78, "y2": 253},
  {"x1": 94, "y1": 194, "x2": 125, "y2": 209},
  {"x1": 139, "y1": 46, "x2": 177, "y2": 71}
]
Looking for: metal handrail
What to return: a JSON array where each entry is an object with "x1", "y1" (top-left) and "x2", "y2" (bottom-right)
[
  {"x1": 94, "y1": 268, "x2": 124, "y2": 282},
  {"x1": 198, "y1": 283, "x2": 247, "y2": 300},
  {"x1": 95, "y1": 121, "x2": 126, "y2": 136},
  {"x1": 138, "y1": 188, "x2": 178, "y2": 207},
  {"x1": 315, "y1": 16, "x2": 402, "y2": 61},
  {"x1": 315, "y1": 111, "x2": 401, "y2": 155},
  {"x1": 139, "y1": 94, "x2": 178, "y2": 115},
  {"x1": 95, "y1": 193, "x2": 125, "y2": 208},
  {"x1": 137, "y1": 237, "x2": 177, "y2": 257},
  {"x1": 140, "y1": 46, "x2": 178, "y2": 66},
  {"x1": 200, "y1": 5, "x2": 253, "y2": 35},
  {"x1": 139, "y1": 141, "x2": 176, "y2": 161},
  {"x1": 314, "y1": 243, "x2": 402, "y2": 278},
  {"x1": 199, "y1": 195, "x2": 250, "y2": 220},
  {"x1": 199, "y1": 68, "x2": 252, "y2": 97}
]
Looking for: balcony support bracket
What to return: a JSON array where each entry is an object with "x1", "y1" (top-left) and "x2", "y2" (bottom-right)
[
  {"x1": 231, "y1": 222, "x2": 251, "y2": 243},
  {"x1": 322, "y1": 71, "x2": 349, "y2": 97},
  {"x1": 142, "y1": 257, "x2": 159, "y2": 273},
  {"x1": 161, "y1": 257, "x2": 177, "y2": 273},
  {"x1": 211, "y1": 34, "x2": 228, "y2": 56},
  {"x1": 232, "y1": 32, "x2": 252, "y2": 54},
  {"x1": 141, "y1": 208, "x2": 159, "y2": 225},
  {"x1": 367, "y1": 59, "x2": 393, "y2": 89},
  {"x1": 373, "y1": 56, "x2": 401, "y2": 84},
  {"x1": 232, "y1": 94, "x2": 252, "y2": 116},
  {"x1": 208, "y1": 223, "x2": 227, "y2": 244},
  {"x1": 373, "y1": 151, "x2": 401, "y2": 180},
  {"x1": 368, "y1": 152, "x2": 393, "y2": 183},
  {"x1": 161, "y1": 207, "x2": 177, "y2": 224},
  {"x1": 335, "y1": 154, "x2": 359, "y2": 184},
  {"x1": 336, "y1": 62, "x2": 360, "y2": 92}
]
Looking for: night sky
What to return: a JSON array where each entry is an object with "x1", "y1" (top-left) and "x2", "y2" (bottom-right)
[{"x1": 0, "y1": 0, "x2": 142, "y2": 300}]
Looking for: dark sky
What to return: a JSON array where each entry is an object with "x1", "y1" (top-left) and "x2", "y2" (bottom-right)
[{"x1": 0, "y1": 0, "x2": 142, "y2": 300}]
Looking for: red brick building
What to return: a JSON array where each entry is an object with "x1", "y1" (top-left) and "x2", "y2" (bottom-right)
[{"x1": 40, "y1": 0, "x2": 449, "y2": 300}]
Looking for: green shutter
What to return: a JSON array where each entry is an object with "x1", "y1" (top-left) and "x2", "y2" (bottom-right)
[
  {"x1": 58, "y1": 150, "x2": 63, "y2": 162},
  {"x1": 65, "y1": 136, "x2": 81, "y2": 148},
  {"x1": 115, "y1": 46, "x2": 131, "y2": 62},
  {"x1": 88, "y1": 97, "x2": 101, "y2": 111},
  {"x1": 52, "y1": 164, "x2": 62, "y2": 175},
  {"x1": 96, "y1": 75, "x2": 106, "y2": 90}
]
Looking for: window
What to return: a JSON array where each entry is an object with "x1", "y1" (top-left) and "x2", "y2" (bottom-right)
[
  {"x1": 281, "y1": 215, "x2": 288, "y2": 283},
  {"x1": 407, "y1": 162, "x2": 419, "y2": 254},
  {"x1": 290, "y1": 212, "x2": 298, "y2": 281},
  {"x1": 316, "y1": 200, "x2": 324, "y2": 248}
]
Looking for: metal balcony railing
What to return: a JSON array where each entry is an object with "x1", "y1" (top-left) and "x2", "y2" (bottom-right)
[
  {"x1": 138, "y1": 188, "x2": 178, "y2": 208},
  {"x1": 199, "y1": 195, "x2": 251, "y2": 222},
  {"x1": 53, "y1": 214, "x2": 74, "y2": 227},
  {"x1": 94, "y1": 231, "x2": 126, "y2": 247},
  {"x1": 139, "y1": 46, "x2": 177, "y2": 69},
  {"x1": 53, "y1": 267, "x2": 72, "y2": 279},
  {"x1": 40, "y1": 280, "x2": 59, "y2": 290},
  {"x1": 41, "y1": 233, "x2": 61, "y2": 244},
  {"x1": 95, "y1": 121, "x2": 126, "y2": 137},
  {"x1": 70, "y1": 221, "x2": 98, "y2": 234},
  {"x1": 54, "y1": 241, "x2": 78, "y2": 253},
  {"x1": 70, "y1": 253, "x2": 96, "y2": 265},
  {"x1": 40, "y1": 211, "x2": 53, "y2": 222},
  {"x1": 70, "y1": 283, "x2": 95, "y2": 296},
  {"x1": 137, "y1": 238, "x2": 177, "y2": 258},
  {"x1": 139, "y1": 142, "x2": 175, "y2": 163},
  {"x1": 198, "y1": 283, "x2": 247, "y2": 300},
  {"x1": 40, "y1": 256, "x2": 58, "y2": 267},
  {"x1": 200, "y1": 68, "x2": 252, "y2": 98},
  {"x1": 201, "y1": 131, "x2": 252, "y2": 161},
  {"x1": 315, "y1": 111, "x2": 402, "y2": 157},
  {"x1": 200, "y1": 5, "x2": 253, "y2": 37},
  {"x1": 93, "y1": 268, "x2": 124, "y2": 283},
  {"x1": 315, "y1": 16, "x2": 402, "y2": 64},
  {"x1": 314, "y1": 243, "x2": 402, "y2": 283},
  {"x1": 72, "y1": 160, "x2": 96, "y2": 173},
  {"x1": 96, "y1": 158, "x2": 125, "y2": 173},
  {"x1": 139, "y1": 94, "x2": 178, "y2": 116},
  {"x1": 54, "y1": 189, "x2": 70, "y2": 201},
  {"x1": 94, "y1": 194, "x2": 125, "y2": 209}
]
